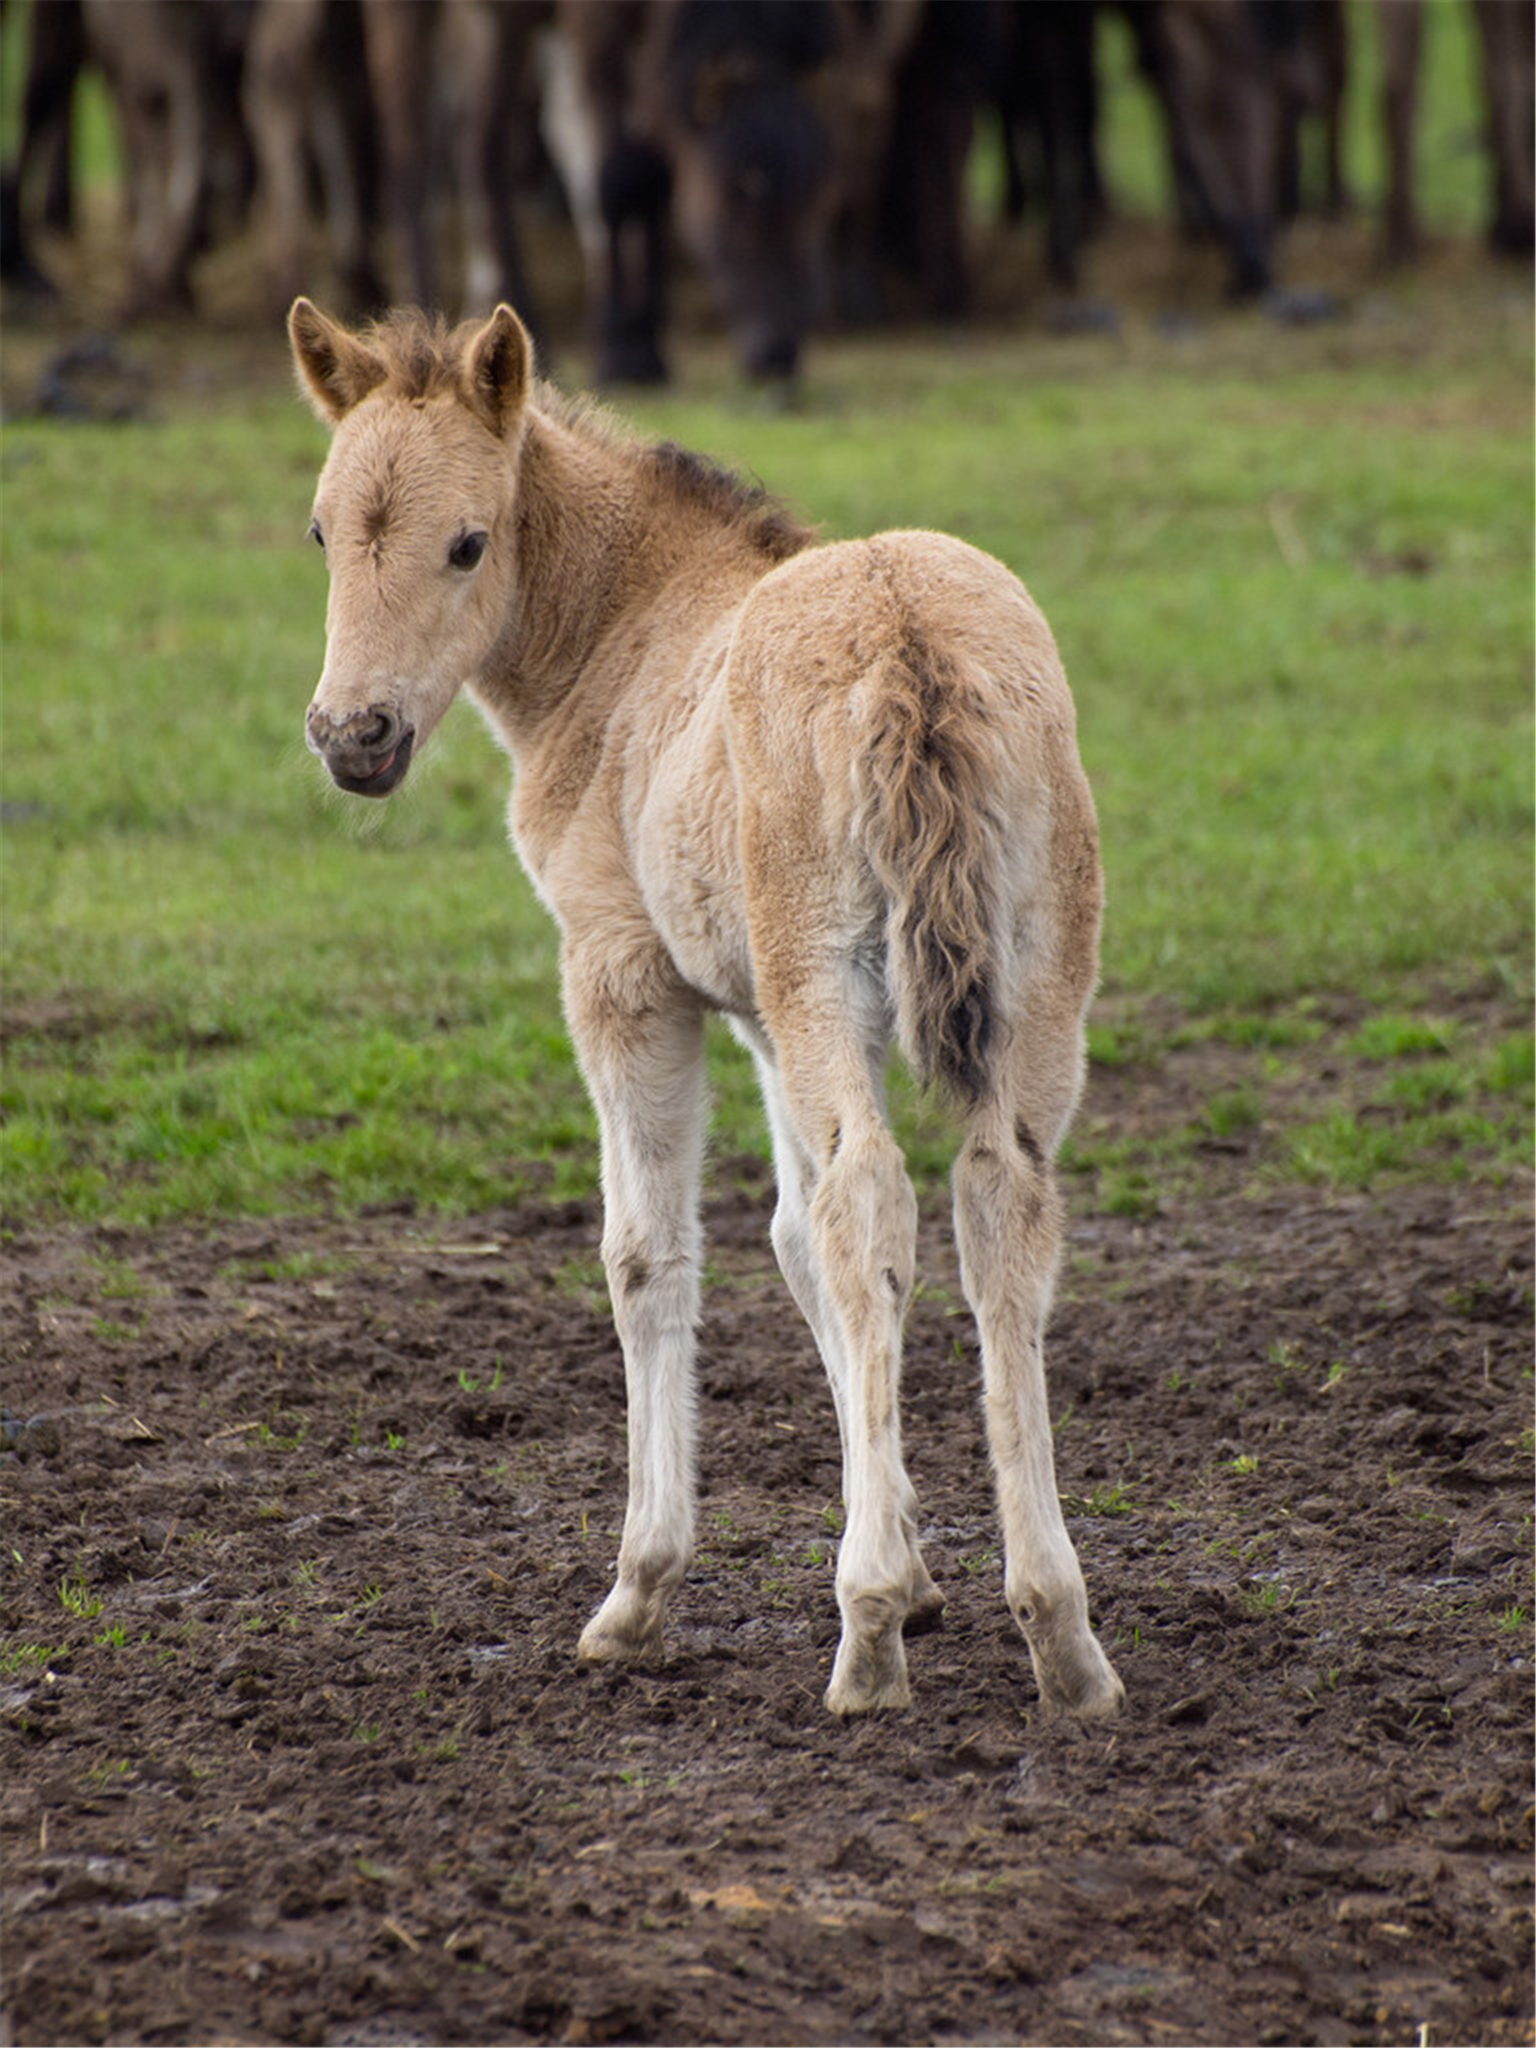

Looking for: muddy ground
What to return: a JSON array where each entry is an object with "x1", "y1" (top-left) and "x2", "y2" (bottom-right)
[{"x1": 2, "y1": 1028, "x2": 1531, "y2": 2048}]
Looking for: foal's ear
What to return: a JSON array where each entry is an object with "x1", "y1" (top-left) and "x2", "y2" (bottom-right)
[
  {"x1": 461, "y1": 304, "x2": 532, "y2": 438},
  {"x1": 288, "y1": 297, "x2": 386, "y2": 423}
]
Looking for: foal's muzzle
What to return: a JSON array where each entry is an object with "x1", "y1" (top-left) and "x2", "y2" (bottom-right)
[{"x1": 306, "y1": 701, "x2": 415, "y2": 797}]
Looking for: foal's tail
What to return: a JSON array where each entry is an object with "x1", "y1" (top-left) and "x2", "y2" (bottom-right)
[{"x1": 853, "y1": 645, "x2": 1009, "y2": 1110}]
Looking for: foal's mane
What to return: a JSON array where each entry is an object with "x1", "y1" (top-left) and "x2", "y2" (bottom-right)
[
  {"x1": 635, "y1": 436, "x2": 814, "y2": 563},
  {"x1": 360, "y1": 308, "x2": 814, "y2": 565}
]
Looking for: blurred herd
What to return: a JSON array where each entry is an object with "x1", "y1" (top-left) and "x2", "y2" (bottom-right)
[{"x1": 3, "y1": 0, "x2": 1531, "y2": 386}]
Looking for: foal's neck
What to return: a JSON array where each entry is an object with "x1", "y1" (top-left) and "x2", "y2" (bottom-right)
[{"x1": 483, "y1": 406, "x2": 764, "y2": 740}]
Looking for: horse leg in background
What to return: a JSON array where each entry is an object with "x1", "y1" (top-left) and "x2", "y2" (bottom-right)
[
  {"x1": 566, "y1": 951, "x2": 708, "y2": 1666},
  {"x1": 86, "y1": 0, "x2": 209, "y2": 318},
  {"x1": 1377, "y1": 0, "x2": 1422, "y2": 268},
  {"x1": 445, "y1": 0, "x2": 542, "y2": 320},
  {"x1": 1472, "y1": 0, "x2": 1535, "y2": 257},
  {"x1": 739, "y1": 1028, "x2": 944, "y2": 1638},
  {"x1": 244, "y1": 0, "x2": 324, "y2": 319},
  {"x1": 594, "y1": 138, "x2": 672, "y2": 387},
  {"x1": 359, "y1": 0, "x2": 437, "y2": 309},
  {"x1": 952, "y1": 1014, "x2": 1125, "y2": 1719}
]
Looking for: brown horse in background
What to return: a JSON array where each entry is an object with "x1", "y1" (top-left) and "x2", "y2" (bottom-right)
[{"x1": 289, "y1": 297, "x2": 1124, "y2": 1720}]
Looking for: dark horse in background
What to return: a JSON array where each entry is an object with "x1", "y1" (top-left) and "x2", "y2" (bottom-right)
[
  {"x1": 551, "y1": 0, "x2": 848, "y2": 388},
  {"x1": 549, "y1": 0, "x2": 1006, "y2": 389}
]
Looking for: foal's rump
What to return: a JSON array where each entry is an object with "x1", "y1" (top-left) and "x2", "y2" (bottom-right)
[{"x1": 727, "y1": 529, "x2": 1100, "y2": 1114}]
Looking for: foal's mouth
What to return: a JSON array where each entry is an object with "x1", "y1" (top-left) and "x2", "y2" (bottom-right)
[{"x1": 329, "y1": 727, "x2": 415, "y2": 798}]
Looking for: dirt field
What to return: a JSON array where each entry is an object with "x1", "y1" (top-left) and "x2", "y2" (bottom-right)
[{"x1": 2, "y1": 1027, "x2": 1531, "y2": 2048}]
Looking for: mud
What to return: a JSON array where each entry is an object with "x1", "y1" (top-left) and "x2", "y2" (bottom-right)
[{"x1": 2, "y1": 1048, "x2": 1532, "y2": 2047}]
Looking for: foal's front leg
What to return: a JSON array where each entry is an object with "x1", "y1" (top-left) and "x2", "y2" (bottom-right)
[{"x1": 565, "y1": 960, "x2": 708, "y2": 1667}]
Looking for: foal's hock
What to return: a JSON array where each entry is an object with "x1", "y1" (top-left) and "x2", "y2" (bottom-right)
[{"x1": 291, "y1": 297, "x2": 1124, "y2": 1719}]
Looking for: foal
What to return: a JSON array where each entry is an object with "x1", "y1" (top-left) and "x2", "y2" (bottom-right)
[{"x1": 290, "y1": 298, "x2": 1124, "y2": 1720}]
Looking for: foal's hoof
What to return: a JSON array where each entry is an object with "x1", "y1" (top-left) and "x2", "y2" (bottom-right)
[
  {"x1": 577, "y1": 1626, "x2": 662, "y2": 1670},
  {"x1": 825, "y1": 1627, "x2": 911, "y2": 1717},
  {"x1": 903, "y1": 1582, "x2": 947, "y2": 1638},
  {"x1": 577, "y1": 1593, "x2": 664, "y2": 1667},
  {"x1": 1033, "y1": 1634, "x2": 1126, "y2": 1720},
  {"x1": 902, "y1": 1545, "x2": 945, "y2": 1637},
  {"x1": 578, "y1": 1625, "x2": 655, "y2": 1666}
]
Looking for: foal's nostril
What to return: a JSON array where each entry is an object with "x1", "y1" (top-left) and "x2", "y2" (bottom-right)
[
  {"x1": 355, "y1": 708, "x2": 396, "y2": 750},
  {"x1": 306, "y1": 702, "x2": 398, "y2": 756},
  {"x1": 306, "y1": 699, "x2": 415, "y2": 797}
]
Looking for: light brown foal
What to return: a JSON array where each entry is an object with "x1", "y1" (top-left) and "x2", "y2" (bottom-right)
[{"x1": 291, "y1": 298, "x2": 1124, "y2": 1720}]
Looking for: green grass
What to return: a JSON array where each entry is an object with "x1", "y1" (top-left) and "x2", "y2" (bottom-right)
[
  {"x1": 1, "y1": 0, "x2": 1530, "y2": 1230},
  {"x1": 3, "y1": 287, "x2": 1529, "y2": 1225}
]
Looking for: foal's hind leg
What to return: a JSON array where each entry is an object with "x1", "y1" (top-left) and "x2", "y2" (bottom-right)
[
  {"x1": 564, "y1": 949, "x2": 708, "y2": 1667},
  {"x1": 740, "y1": 1029, "x2": 944, "y2": 1638},
  {"x1": 953, "y1": 1030, "x2": 1125, "y2": 1718},
  {"x1": 760, "y1": 1010, "x2": 928, "y2": 1714}
]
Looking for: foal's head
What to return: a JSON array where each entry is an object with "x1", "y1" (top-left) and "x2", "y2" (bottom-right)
[{"x1": 290, "y1": 299, "x2": 531, "y2": 796}]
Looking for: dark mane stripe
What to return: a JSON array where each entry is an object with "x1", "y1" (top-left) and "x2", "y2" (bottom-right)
[
  {"x1": 643, "y1": 439, "x2": 813, "y2": 561},
  {"x1": 535, "y1": 380, "x2": 812, "y2": 559}
]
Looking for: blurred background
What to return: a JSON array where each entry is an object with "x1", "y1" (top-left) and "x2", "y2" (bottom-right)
[{"x1": 2, "y1": 0, "x2": 1531, "y2": 403}]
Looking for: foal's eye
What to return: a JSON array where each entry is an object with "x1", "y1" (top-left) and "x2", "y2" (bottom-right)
[
  {"x1": 308, "y1": 519, "x2": 325, "y2": 551},
  {"x1": 448, "y1": 529, "x2": 489, "y2": 572}
]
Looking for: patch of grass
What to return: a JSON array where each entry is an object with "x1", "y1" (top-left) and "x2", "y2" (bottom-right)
[
  {"x1": 1096, "y1": 1168, "x2": 1160, "y2": 1221},
  {"x1": 0, "y1": 1639, "x2": 67, "y2": 1675},
  {"x1": 220, "y1": 1249, "x2": 359, "y2": 1286},
  {"x1": 1072, "y1": 1481, "x2": 1136, "y2": 1518},
  {"x1": 1239, "y1": 1580, "x2": 1295, "y2": 1617},
  {"x1": 1204, "y1": 1087, "x2": 1265, "y2": 1139},
  {"x1": 57, "y1": 1570, "x2": 103, "y2": 1621},
  {"x1": 89, "y1": 1315, "x2": 143, "y2": 1344},
  {"x1": 88, "y1": 1255, "x2": 152, "y2": 1301},
  {"x1": 1346, "y1": 1014, "x2": 1459, "y2": 1061},
  {"x1": 1377, "y1": 1060, "x2": 1471, "y2": 1113},
  {"x1": 1285, "y1": 1099, "x2": 1529, "y2": 1190},
  {"x1": 83, "y1": 1758, "x2": 133, "y2": 1791},
  {"x1": 1208, "y1": 1010, "x2": 1329, "y2": 1052},
  {"x1": 1483, "y1": 1031, "x2": 1536, "y2": 1096},
  {"x1": 1085, "y1": 1017, "x2": 1164, "y2": 1069},
  {"x1": 255, "y1": 1415, "x2": 308, "y2": 1454},
  {"x1": 2, "y1": 244, "x2": 1528, "y2": 1225},
  {"x1": 457, "y1": 1359, "x2": 506, "y2": 1395},
  {"x1": 1071, "y1": 1004, "x2": 1533, "y2": 1210},
  {"x1": 957, "y1": 1546, "x2": 1000, "y2": 1577},
  {"x1": 1267, "y1": 1015, "x2": 1529, "y2": 1196}
]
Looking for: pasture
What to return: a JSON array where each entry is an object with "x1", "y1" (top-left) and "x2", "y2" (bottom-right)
[{"x1": 2, "y1": 214, "x2": 1533, "y2": 2048}]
